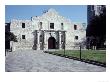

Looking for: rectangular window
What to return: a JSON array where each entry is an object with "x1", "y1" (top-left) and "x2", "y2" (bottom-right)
[
  {"x1": 50, "y1": 23, "x2": 54, "y2": 29},
  {"x1": 61, "y1": 23, "x2": 63, "y2": 26},
  {"x1": 61, "y1": 23, "x2": 63, "y2": 30},
  {"x1": 40, "y1": 35, "x2": 42, "y2": 42},
  {"x1": 74, "y1": 25, "x2": 77, "y2": 30},
  {"x1": 75, "y1": 36, "x2": 78, "y2": 40},
  {"x1": 22, "y1": 35, "x2": 25, "y2": 39},
  {"x1": 22, "y1": 23, "x2": 25, "y2": 28},
  {"x1": 40, "y1": 22, "x2": 42, "y2": 29}
]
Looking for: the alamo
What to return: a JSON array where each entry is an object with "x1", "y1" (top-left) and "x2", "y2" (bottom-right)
[{"x1": 7, "y1": 8, "x2": 86, "y2": 51}]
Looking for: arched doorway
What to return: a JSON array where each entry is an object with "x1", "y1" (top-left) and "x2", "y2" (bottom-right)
[{"x1": 48, "y1": 37, "x2": 56, "y2": 49}]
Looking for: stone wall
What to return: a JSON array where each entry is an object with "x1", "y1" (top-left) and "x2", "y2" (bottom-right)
[{"x1": 10, "y1": 8, "x2": 86, "y2": 51}]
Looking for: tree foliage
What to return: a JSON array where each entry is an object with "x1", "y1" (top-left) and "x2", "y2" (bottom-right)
[
  {"x1": 87, "y1": 7, "x2": 106, "y2": 37},
  {"x1": 86, "y1": 6, "x2": 106, "y2": 49},
  {"x1": 5, "y1": 31, "x2": 17, "y2": 42}
]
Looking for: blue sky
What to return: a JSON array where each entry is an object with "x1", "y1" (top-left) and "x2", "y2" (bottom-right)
[{"x1": 5, "y1": 5, "x2": 87, "y2": 24}]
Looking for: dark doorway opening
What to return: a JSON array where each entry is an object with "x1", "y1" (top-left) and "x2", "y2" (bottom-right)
[{"x1": 48, "y1": 37, "x2": 56, "y2": 49}]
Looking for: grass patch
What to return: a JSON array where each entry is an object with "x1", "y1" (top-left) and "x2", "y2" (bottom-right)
[{"x1": 50, "y1": 50, "x2": 106, "y2": 63}]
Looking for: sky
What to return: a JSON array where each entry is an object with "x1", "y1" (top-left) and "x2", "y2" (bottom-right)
[{"x1": 5, "y1": 5, "x2": 87, "y2": 24}]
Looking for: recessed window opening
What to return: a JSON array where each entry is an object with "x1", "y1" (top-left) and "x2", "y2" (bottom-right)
[{"x1": 50, "y1": 23, "x2": 54, "y2": 29}]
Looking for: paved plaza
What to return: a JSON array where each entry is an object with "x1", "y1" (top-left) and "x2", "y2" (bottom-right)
[{"x1": 5, "y1": 50, "x2": 106, "y2": 72}]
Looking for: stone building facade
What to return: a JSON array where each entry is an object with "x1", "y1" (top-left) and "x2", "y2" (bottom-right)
[{"x1": 9, "y1": 8, "x2": 86, "y2": 51}]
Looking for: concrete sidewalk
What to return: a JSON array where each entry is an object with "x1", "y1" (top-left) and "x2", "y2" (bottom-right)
[{"x1": 5, "y1": 50, "x2": 106, "y2": 72}]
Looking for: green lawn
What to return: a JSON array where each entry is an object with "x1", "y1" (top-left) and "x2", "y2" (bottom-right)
[{"x1": 50, "y1": 50, "x2": 106, "y2": 63}]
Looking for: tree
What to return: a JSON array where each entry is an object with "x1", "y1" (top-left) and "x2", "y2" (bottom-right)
[
  {"x1": 5, "y1": 31, "x2": 17, "y2": 42},
  {"x1": 86, "y1": 6, "x2": 106, "y2": 49},
  {"x1": 5, "y1": 31, "x2": 17, "y2": 50}
]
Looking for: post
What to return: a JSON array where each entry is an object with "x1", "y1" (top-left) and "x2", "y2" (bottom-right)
[{"x1": 80, "y1": 45, "x2": 81, "y2": 60}]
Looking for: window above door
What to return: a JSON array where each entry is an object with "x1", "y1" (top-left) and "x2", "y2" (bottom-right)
[{"x1": 50, "y1": 23, "x2": 54, "y2": 29}]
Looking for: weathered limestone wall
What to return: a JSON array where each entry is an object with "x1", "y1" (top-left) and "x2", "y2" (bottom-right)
[
  {"x1": 10, "y1": 8, "x2": 86, "y2": 51},
  {"x1": 10, "y1": 19, "x2": 35, "y2": 50}
]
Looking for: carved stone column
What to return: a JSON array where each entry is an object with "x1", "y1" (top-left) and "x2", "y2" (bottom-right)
[
  {"x1": 44, "y1": 31, "x2": 47, "y2": 50},
  {"x1": 32, "y1": 30, "x2": 38, "y2": 50},
  {"x1": 39, "y1": 30, "x2": 44, "y2": 50},
  {"x1": 59, "y1": 32, "x2": 62, "y2": 49},
  {"x1": 37, "y1": 31, "x2": 40, "y2": 50},
  {"x1": 56, "y1": 31, "x2": 59, "y2": 49},
  {"x1": 63, "y1": 31, "x2": 66, "y2": 49},
  {"x1": 42, "y1": 30, "x2": 44, "y2": 50}
]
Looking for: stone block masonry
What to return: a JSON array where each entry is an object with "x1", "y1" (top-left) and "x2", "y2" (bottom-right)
[{"x1": 9, "y1": 8, "x2": 86, "y2": 51}]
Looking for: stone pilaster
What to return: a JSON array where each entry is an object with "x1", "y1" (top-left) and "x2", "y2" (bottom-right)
[
  {"x1": 44, "y1": 31, "x2": 47, "y2": 50},
  {"x1": 59, "y1": 32, "x2": 62, "y2": 49},
  {"x1": 37, "y1": 31, "x2": 40, "y2": 50}
]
